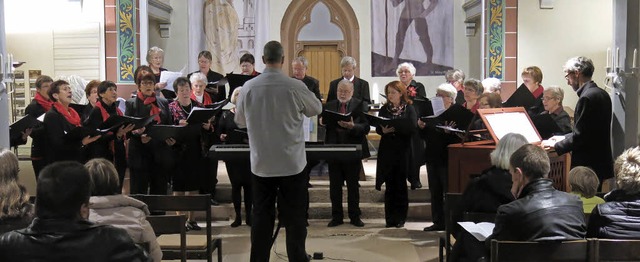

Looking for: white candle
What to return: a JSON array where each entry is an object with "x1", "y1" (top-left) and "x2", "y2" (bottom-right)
[
  {"x1": 616, "y1": 47, "x2": 620, "y2": 68},
  {"x1": 633, "y1": 49, "x2": 637, "y2": 68},
  {"x1": 606, "y1": 48, "x2": 611, "y2": 68},
  {"x1": 0, "y1": 53, "x2": 3, "y2": 75}
]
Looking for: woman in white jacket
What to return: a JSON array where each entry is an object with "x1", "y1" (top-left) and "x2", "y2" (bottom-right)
[{"x1": 86, "y1": 158, "x2": 162, "y2": 262}]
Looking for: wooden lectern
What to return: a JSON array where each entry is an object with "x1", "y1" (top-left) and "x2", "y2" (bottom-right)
[{"x1": 447, "y1": 107, "x2": 571, "y2": 193}]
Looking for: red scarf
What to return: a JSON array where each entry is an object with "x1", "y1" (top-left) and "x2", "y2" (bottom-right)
[
  {"x1": 34, "y1": 92, "x2": 54, "y2": 112},
  {"x1": 137, "y1": 91, "x2": 161, "y2": 123},
  {"x1": 191, "y1": 92, "x2": 212, "y2": 106},
  {"x1": 95, "y1": 100, "x2": 123, "y2": 121},
  {"x1": 53, "y1": 102, "x2": 81, "y2": 127},
  {"x1": 532, "y1": 84, "x2": 544, "y2": 99}
]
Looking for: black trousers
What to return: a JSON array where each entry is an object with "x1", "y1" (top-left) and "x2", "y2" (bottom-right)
[
  {"x1": 226, "y1": 160, "x2": 253, "y2": 221},
  {"x1": 250, "y1": 172, "x2": 308, "y2": 262},
  {"x1": 328, "y1": 160, "x2": 361, "y2": 221},
  {"x1": 200, "y1": 157, "x2": 219, "y2": 198},
  {"x1": 426, "y1": 163, "x2": 447, "y2": 226},
  {"x1": 31, "y1": 158, "x2": 47, "y2": 181},
  {"x1": 385, "y1": 170, "x2": 409, "y2": 226}
]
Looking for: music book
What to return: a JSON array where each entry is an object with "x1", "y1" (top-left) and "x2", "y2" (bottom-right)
[
  {"x1": 421, "y1": 104, "x2": 475, "y2": 129},
  {"x1": 205, "y1": 78, "x2": 228, "y2": 93},
  {"x1": 322, "y1": 109, "x2": 352, "y2": 126},
  {"x1": 204, "y1": 99, "x2": 229, "y2": 110},
  {"x1": 186, "y1": 107, "x2": 218, "y2": 124},
  {"x1": 9, "y1": 114, "x2": 42, "y2": 139},
  {"x1": 160, "y1": 89, "x2": 177, "y2": 100},
  {"x1": 412, "y1": 96, "x2": 434, "y2": 117},
  {"x1": 226, "y1": 73, "x2": 258, "y2": 99},
  {"x1": 145, "y1": 125, "x2": 187, "y2": 142},
  {"x1": 458, "y1": 222, "x2": 495, "y2": 241},
  {"x1": 503, "y1": 84, "x2": 536, "y2": 108},
  {"x1": 65, "y1": 126, "x2": 101, "y2": 141},
  {"x1": 531, "y1": 113, "x2": 563, "y2": 139},
  {"x1": 365, "y1": 114, "x2": 414, "y2": 133},
  {"x1": 98, "y1": 114, "x2": 158, "y2": 132},
  {"x1": 159, "y1": 70, "x2": 183, "y2": 91},
  {"x1": 69, "y1": 103, "x2": 88, "y2": 114},
  {"x1": 228, "y1": 128, "x2": 249, "y2": 144}
]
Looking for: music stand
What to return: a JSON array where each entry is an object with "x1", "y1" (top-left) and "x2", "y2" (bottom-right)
[{"x1": 476, "y1": 107, "x2": 542, "y2": 145}]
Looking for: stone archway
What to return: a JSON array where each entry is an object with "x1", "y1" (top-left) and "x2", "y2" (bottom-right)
[{"x1": 281, "y1": 0, "x2": 360, "y2": 76}]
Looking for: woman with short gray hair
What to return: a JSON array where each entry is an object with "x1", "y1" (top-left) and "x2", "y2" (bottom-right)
[
  {"x1": 445, "y1": 69, "x2": 466, "y2": 104},
  {"x1": 147, "y1": 46, "x2": 168, "y2": 90},
  {"x1": 538, "y1": 86, "x2": 572, "y2": 136},
  {"x1": 462, "y1": 79, "x2": 484, "y2": 114}
]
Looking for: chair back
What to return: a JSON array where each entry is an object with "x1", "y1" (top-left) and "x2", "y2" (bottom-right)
[
  {"x1": 131, "y1": 194, "x2": 220, "y2": 262},
  {"x1": 591, "y1": 238, "x2": 640, "y2": 262},
  {"x1": 146, "y1": 215, "x2": 187, "y2": 262},
  {"x1": 490, "y1": 239, "x2": 589, "y2": 262}
]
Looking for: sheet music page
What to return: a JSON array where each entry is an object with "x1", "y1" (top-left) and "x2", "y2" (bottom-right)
[
  {"x1": 485, "y1": 112, "x2": 541, "y2": 143},
  {"x1": 458, "y1": 222, "x2": 495, "y2": 241},
  {"x1": 159, "y1": 70, "x2": 183, "y2": 91},
  {"x1": 303, "y1": 116, "x2": 311, "y2": 141},
  {"x1": 431, "y1": 96, "x2": 445, "y2": 116}
]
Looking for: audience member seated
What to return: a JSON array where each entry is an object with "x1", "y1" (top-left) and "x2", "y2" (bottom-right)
[
  {"x1": 0, "y1": 149, "x2": 34, "y2": 234},
  {"x1": 449, "y1": 133, "x2": 527, "y2": 262},
  {"x1": 86, "y1": 158, "x2": 161, "y2": 261},
  {"x1": 587, "y1": 146, "x2": 640, "y2": 239},
  {"x1": 0, "y1": 161, "x2": 148, "y2": 261},
  {"x1": 569, "y1": 166, "x2": 604, "y2": 214},
  {"x1": 487, "y1": 144, "x2": 586, "y2": 243}
]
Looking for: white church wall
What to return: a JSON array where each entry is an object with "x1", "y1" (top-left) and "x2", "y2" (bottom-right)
[{"x1": 518, "y1": 0, "x2": 613, "y2": 110}]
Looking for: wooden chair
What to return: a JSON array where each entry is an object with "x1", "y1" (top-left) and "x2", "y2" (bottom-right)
[
  {"x1": 490, "y1": 239, "x2": 589, "y2": 262},
  {"x1": 146, "y1": 215, "x2": 187, "y2": 262},
  {"x1": 439, "y1": 193, "x2": 462, "y2": 262},
  {"x1": 131, "y1": 194, "x2": 222, "y2": 262},
  {"x1": 589, "y1": 238, "x2": 640, "y2": 262}
]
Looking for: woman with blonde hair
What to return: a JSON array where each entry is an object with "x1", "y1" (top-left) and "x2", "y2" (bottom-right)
[
  {"x1": 86, "y1": 158, "x2": 162, "y2": 261},
  {"x1": 0, "y1": 149, "x2": 34, "y2": 234}
]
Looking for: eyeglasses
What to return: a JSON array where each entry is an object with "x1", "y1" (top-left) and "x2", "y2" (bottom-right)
[
  {"x1": 140, "y1": 81, "x2": 155, "y2": 86},
  {"x1": 564, "y1": 72, "x2": 574, "y2": 79},
  {"x1": 541, "y1": 96, "x2": 556, "y2": 101}
]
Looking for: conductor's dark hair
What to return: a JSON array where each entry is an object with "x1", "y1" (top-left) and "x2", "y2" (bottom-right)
[
  {"x1": 36, "y1": 161, "x2": 91, "y2": 219},
  {"x1": 509, "y1": 144, "x2": 550, "y2": 179},
  {"x1": 240, "y1": 53, "x2": 256, "y2": 65},
  {"x1": 263, "y1": 41, "x2": 284, "y2": 64},
  {"x1": 47, "y1": 80, "x2": 70, "y2": 102},
  {"x1": 173, "y1": 77, "x2": 191, "y2": 91}
]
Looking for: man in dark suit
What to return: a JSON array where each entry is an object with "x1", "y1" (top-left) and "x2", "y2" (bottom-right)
[
  {"x1": 292, "y1": 56, "x2": 322, "y2": 101},
  {"x1": 548, "y1": 56, "x2": 613, "y2": 186},
  {"x1": 327, "y1": 56, "x2": 371, "y2": 104},
  {"x1": 322, "y1": 80, "x2": 370, "y2": 228}
]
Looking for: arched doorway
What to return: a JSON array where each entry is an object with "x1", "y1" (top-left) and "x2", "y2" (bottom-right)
[{"x1": 281, "y1": 0, "x2": 360, "y2": 99}]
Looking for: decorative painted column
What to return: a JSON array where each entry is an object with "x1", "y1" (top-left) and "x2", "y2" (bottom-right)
[
  {"x1": 485, "y1": 0, "x2": 518, "y2": 99},
  {"x1": 105, "y1": 0, "x2": 140, "y2": 98}
]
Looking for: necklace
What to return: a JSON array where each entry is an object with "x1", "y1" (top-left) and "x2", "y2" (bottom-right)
[{"x1": 179, "y1": 102, "x2": 192, "y2": 115}]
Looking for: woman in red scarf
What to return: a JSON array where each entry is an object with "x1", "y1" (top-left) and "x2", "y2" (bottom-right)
[
  {"x1": 24, "y1": 76, "x2": 53, "y2": 178},
  {"x1": 125, "y1": 73, "x2": 174, "y2": 195},
  {"x1": 43, "y1": 80, "x2": 101, "y2": 164},
  {"x1": 84, "y1": 81, "x2": 135, "y2": 189}
]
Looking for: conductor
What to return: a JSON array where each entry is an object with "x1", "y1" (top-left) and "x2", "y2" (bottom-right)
[{"x1": 235, "y1": 41, "x2": 322, "y2": 262}]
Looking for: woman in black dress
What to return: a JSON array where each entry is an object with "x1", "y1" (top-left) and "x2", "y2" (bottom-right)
[
  {"x1": 125, "y1": 73, "x2": 174, "y2": 195},
  {"x1": 375, "y1": 80, "x2": 417, "y2": 228},
  {"x1": 168, "y1": 77, "x2": 212, "y2": 230},
  {"x1": 84, "y1": 81, "x2": 135, "y2": 189},
  {"x1": 219, "y1": 87, "x2": 252, "y2": 227},
  {"x1": 44, "y1": 80, "x2": 101, "y2": 164}
]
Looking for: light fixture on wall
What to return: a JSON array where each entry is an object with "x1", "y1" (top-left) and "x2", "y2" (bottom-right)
[
  {"x1": 465, "y1": 22, "x2": 476, "y2": 37},
  {"x1": 539, "y1": 0, "x2": 554, "y2": 9},
  {"x1": 159, "y1": 23, "x2": 171, "y2": 38}
]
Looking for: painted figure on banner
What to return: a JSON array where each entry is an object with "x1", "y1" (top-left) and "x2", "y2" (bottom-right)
[
  {"x1": 204, "y1": 0, "x2": 240, "y2": 74},
  {"x1": 371, "y1": 0, "x2": 453, "y2": 77}
]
